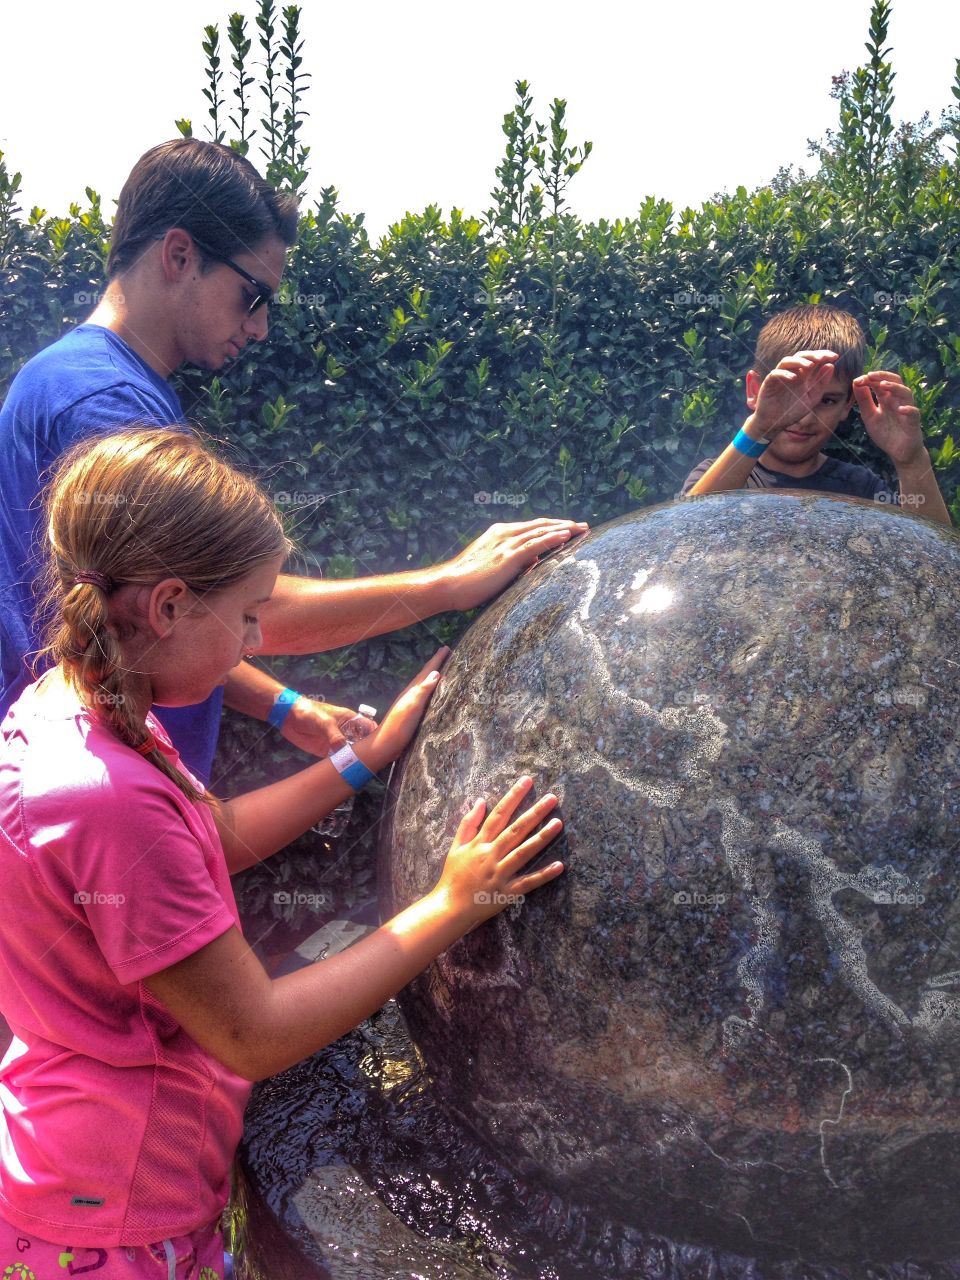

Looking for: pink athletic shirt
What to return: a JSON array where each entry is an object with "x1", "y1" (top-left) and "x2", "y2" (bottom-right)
[{"x1": 0, "y1": 673, "x2": 251, "y2": 1247}]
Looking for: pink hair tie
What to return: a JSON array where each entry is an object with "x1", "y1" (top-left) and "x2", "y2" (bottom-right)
[
  {"x1": 74, "y1": 570, "x2": 114, "y2": 593},
  {"x1": 134, "y1": 732, "x2": 158, "y2": 756}
]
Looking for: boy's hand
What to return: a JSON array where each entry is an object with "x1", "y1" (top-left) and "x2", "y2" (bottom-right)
[
  {"x1": 752, "y1": 350, "x2": 840, "y2": 439},
  {"x1": 853, "y1": 371, "x2": 926, "y2": 468}
]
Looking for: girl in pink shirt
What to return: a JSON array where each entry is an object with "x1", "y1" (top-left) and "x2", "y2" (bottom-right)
[{"x1": 0, "y1": 428, "x2": 564, "y2": 1279}]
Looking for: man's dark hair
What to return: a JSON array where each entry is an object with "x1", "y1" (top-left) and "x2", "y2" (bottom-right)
[
  {"x1": 753, "y1": 304, "x2": 866, "y2": 387},
  {"x1": 107, "y1": 139, "x2": 299, "y2": 278}
]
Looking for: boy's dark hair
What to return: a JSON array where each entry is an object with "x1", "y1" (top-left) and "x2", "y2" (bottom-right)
[
  {"x1": 107, "y1": 139, "x2": 299, "y2": 278},
  {"x1": 753, "y1": 304, "x2": 865, "y2": 386}
]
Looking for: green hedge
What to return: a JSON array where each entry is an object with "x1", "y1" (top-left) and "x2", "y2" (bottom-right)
[{"x1": 2, "y1": 2, "x2": 959, "y2": 785}]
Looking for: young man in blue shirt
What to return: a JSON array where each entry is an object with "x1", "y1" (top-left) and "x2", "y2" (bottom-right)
[{"x1": 0, "y1": 139, "x2": 586, "y2": 782}]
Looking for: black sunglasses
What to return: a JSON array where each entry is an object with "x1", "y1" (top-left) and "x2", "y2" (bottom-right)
[{"x1": 156, "y1": 232, "x2": 274, "y2": 314}]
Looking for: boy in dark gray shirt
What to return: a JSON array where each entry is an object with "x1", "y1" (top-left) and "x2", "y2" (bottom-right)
[{"x1": 680, "y1": 304, "x2": 952, "y2": 527}]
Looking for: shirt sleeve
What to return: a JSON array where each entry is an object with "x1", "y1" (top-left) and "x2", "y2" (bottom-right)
[
  {"x1": 679, "y1": 459, "x2": 713, "y2": 496},
  {"x1": 49, "y1": 384, "x2": 183, "y2": 458},
  {"x1": 30, "y1": 765, "x2": 236, "y2": 985}
]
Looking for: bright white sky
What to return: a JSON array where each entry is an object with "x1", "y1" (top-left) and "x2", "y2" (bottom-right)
[{"x1": 1, "y1": 1, "x2": 957, "y2": 235}]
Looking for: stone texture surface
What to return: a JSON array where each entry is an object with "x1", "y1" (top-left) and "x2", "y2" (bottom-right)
[{"x1": 380, "y1": 492, "x2": 960, "y2": 1265}]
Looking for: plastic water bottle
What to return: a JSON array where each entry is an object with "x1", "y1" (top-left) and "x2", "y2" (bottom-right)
[{"x1": 342, "y1": 702, "x2": 378, "y2": 742}]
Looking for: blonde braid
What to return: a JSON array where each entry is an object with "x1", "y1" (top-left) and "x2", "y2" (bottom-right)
[
  {"x1": 55, "y1": 574, "x2": 208, "y2": 805},
  {"x1": 35, "y1": 426, "x2": 291, "y2": 807}
]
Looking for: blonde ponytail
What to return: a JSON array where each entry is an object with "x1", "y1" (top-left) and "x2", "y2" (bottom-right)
[{"x1": 36, "y1": 427, "x2": 292, "y2": 804}]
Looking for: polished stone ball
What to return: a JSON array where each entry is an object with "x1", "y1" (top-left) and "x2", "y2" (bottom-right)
[{"x1": 379, "y1": 492, "x2": 960, "y2": 1266}]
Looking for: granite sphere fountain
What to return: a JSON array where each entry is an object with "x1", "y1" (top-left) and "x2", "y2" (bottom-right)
[
  {"x1": 380, "y1": 490, "x2": 960, "y2": 1267},
  {"x1": 237, "y1": 491, "x2": 960, "y2": 1278}
]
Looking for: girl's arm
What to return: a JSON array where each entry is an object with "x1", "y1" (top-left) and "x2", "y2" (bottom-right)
[
  {"x1": 145, "y1": 779, "x2": 564, "y2": 1080},
  {"x1": 214, "y1": 651, "x2": 446, "y2": 874}
]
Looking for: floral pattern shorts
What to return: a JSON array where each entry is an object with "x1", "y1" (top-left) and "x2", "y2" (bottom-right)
[{"x1": 0, "y1": 1213, "x2": 225, "y2": 1280}]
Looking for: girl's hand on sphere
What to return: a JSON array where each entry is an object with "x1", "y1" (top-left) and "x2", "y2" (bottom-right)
[
  {"x1": 358, "y1": 648, "x2": 449, "y2": 771},
  {"x1": 434, "y1": 777, "x2": 564, "y2": 927}
]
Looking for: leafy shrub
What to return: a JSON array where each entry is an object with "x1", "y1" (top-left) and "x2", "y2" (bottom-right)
[{"x1": 1, "y1": 0, "x2": 958, "y2": 781}]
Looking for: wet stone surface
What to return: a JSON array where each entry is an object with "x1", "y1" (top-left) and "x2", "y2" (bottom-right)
[{"x1": 379, "y1": 492, "x2": 960, "y2": 1267}]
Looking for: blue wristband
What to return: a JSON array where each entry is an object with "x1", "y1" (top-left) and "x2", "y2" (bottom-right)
[
  {"x1": 330, "y1": 744, "x2": 376, "y2": 792},
  {"x1": 731, "y1": 428, "x2": 769, "y2": 458},
  {"x1": 268, "y1": 687, "x2": 301, "y2": 729}
]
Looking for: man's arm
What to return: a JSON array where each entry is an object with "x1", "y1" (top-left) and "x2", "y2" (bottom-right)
[
  {"x1": 254, "y1": 518, "x2": 587, "y2": 655},
  {"x1": 853, "y1": 371, "x2": 953, "y2": 528},
  {"x1": 222, "y1": 661, "x2": 375, "y2": 759}
]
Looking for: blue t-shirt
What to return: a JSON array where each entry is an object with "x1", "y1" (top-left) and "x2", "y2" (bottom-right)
[{"x1": 0, "y1": 324, "x2": 224, "y2": 783}]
